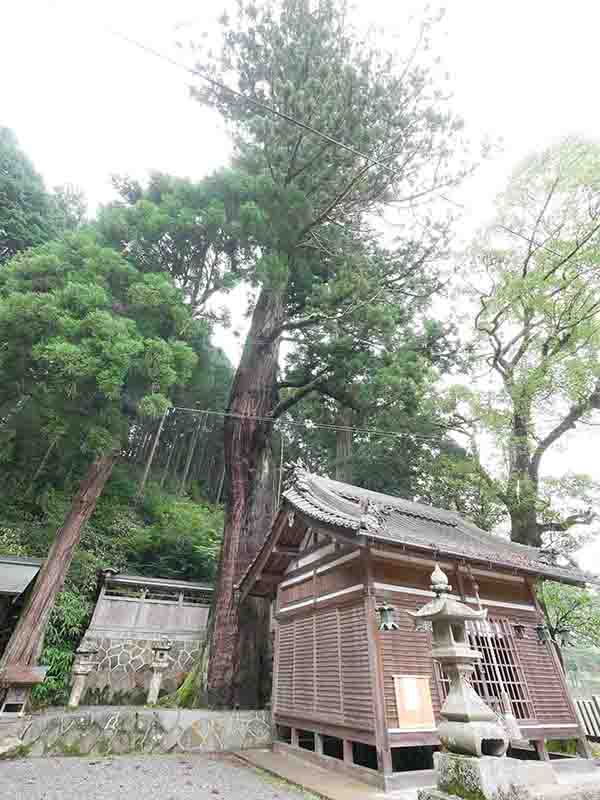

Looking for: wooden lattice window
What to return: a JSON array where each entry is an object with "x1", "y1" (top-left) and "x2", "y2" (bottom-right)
[{"x1": 436, "y1": 618, "x2": 534, "y2": 721}]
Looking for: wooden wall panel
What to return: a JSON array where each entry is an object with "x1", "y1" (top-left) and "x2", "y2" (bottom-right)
[
  {"x1": 280, "y1": 577, "x2": 314, "y2": 606},
  {"x1": 273, "y1": 601, "x2": 374, "y2": 732},
  {"x1": 375, "y1": 561, "x2": 432, "y2": 591},
  {"x1": 294, "y1": 616, "x2": 315, "y2": 710},
  {"x1": 315, "y1": 608, "x2": 342, "y2": 715},
  {"x1": 276, "y1": 621, "x2": 294, "y2": 714},
  {"x1": 376, "y1": 591, "x2": 442, "y2": 729},
  {"x1": 317, "y1": 562, "x2": 362, "y2": 595},
  {"x1": 339, "y1": 603, "x2": 374, "y2": 729},
  {"x1": 470, "y1": 576, "x2": 531, "y2": 606},
  {"x1": 503, "y1": 606, "x2": 575, "y2": 725}
]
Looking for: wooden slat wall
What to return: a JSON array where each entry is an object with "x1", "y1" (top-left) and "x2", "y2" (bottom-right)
[
  {"x1": 279, "y1": 561, "x2": 361, "y2": 607},
  {"x1": 274, "y1": 601, "x2": 374, "y2": 732},
  {"x1": 576, "y1": 697, "x2": 600, "y2": 739},
  {"x1": 505, "y1": 607, "x2": 575, "y2": 725},
  {"x1": 376, "y1": 592, "x2": 442, "y2": 728}
]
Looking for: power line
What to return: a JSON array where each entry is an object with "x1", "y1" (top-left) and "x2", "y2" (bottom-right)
[{"x1": 168, "y1": 404, "x2": 467, "y2": 444}]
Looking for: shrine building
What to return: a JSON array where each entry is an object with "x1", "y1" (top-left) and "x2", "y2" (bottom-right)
[{"x1": 237, "y1": 470, "x2": 594, "y2": 792}]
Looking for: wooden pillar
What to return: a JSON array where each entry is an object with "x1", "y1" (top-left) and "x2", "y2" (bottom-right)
[
  {"x1": 291, "y1": 727, "x2": 299, "y2": 747},
  {"x1": 533, "y1": 739, "x2": 549, "y2": 761},
  {"x1": 343, "y1": 738, "x2": 353, "y2": 764},
  {"x1": 315, "y1": 732, "x2": 324, "y2": 755},
  {"x1": 363, "y1": 548, "x2": 393, "y2": 776}
]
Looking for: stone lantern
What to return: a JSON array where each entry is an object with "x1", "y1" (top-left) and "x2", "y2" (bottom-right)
[
  {"x1": 68, "y1": 643, "x2": 98, "y2": 708},
  {"x1": 147, "y1": 637, "x2": 172, "y2": 705},
  {"x1": 408, "y1": 564, "x2": 508, "y2": 758}
]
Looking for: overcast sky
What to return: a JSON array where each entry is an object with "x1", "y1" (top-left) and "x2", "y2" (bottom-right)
[{"x1": 3, "y1": 0, "x2": 600, "y2": 568}]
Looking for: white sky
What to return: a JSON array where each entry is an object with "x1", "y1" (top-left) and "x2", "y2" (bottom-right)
[{"x1": 3, "y1": 0, "x2": 600, "y2": 569}]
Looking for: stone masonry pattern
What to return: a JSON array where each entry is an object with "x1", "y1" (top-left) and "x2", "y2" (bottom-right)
[
  {"x1": 5, "y1": 708, "x2": 271, "y2": 757},
  {"x1": 80, "y1": 636, "x2": 203, "y2": 704}
]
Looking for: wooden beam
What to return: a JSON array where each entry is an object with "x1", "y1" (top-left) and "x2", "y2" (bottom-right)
[
  {"x1": 363, "y1": 548, "x2": 393, "y2": 777},
  {"x1": 257, "y1": 573, "x2": 281, "y2": 584},
  {"x1": 237, "y1": 510, "x2": 288, "y2": 603},
  {"x1": 273, "y1": 545, "x2": 301, "y2": 557}
]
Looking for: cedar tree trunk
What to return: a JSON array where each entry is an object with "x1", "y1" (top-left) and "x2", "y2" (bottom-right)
[
  {"x1": 206, "y1": 284, "x2": 283, "y2": 708},
  {"x1": 0, "y1": 451, "x2": 118, "y2": 672},
  {"x1": 334, "y1": 407, "x2": 353, "y2": 483}
]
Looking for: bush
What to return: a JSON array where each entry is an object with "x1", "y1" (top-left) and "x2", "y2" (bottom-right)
[{"x1": 31, "y1": 591, "x2": 91, "y2": 708}]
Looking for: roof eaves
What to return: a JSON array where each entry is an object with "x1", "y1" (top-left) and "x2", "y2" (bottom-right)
[{"x1": 362, "y1": 532, "x2": 590, "y2": 586}]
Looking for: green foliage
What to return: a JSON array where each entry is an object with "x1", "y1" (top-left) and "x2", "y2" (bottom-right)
[
  {"x1": 0, "y1": 127, "x2": 58, "y2": 265},
  {"x1": 0, "y1": 465, "x2": 222, "y2": 707},
  {"x1": 0, "y1": 230, "x2": 201, "y2": 492},
  {"x1": 28, "y1": 590, "x2": 91, "y2": 708},
  {"x1": 538, "y1": 580, "x2": 600, "y2": 648},
  {"x1": 126, "y1": 486, "x2": 223, "y2": 581},
  {"x1": 461, "y1": 137, "x2": 600, "y2": 546},
  {"x1": 98, "y1": 171, "x2": 248, "y2": 321},
  {"x1": 189, "y1": 0, "x2": 471, "y2": 357}
]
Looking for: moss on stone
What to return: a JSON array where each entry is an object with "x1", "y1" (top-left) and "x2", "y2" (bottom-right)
[
  {"x1": 439, "y1": 778, "x2": 486, "y2": 800},
  {"x1": 11, "y1": 743, "x2": 32, "y2": 759},
  {"x1": 95, "y1": 738, "x2": 111, "y2": 755},
  {"x1": 59, "y1": 742, "x2": 83, "y2": 757}
]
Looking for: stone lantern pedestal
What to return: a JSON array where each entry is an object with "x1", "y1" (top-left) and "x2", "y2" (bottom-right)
[
  {"x1": 411, "y1": 566, "x2": 579, "y2": 800},
  {"x1": 68, "y1": 644, "x2": 98, "y2": 708},
  {"x1": 146, "y1": 638, "x2": 171, "y2": 705}
]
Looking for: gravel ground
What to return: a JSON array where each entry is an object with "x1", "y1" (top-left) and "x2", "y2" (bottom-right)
[{"x1": 0, "y1": 754, "x2": 314, "y2": 800}]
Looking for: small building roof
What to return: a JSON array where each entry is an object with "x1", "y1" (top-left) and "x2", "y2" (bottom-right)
[
  {"x1": 100, "y1": 570, "x2": 213, "y2": 593},
  {"x1": 238, "y1": 470, "x2": 594, "y2": 597},
  {"x1": 0, "y1": 555, "x2": 43, "y2": 597}
]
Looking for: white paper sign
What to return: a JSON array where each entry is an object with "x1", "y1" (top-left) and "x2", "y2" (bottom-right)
[{"x1": 401, "y1": 676, "x2": 419, "y2": 711}]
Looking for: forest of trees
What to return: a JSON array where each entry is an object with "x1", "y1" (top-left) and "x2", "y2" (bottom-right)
[{"x1": 1, "y1": 0, "x2": 600, "y2": 708}]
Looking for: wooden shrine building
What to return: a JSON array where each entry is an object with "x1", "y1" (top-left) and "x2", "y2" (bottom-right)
[{"x1": 238, "y1": 470, "x2": 594, "y2": 792}]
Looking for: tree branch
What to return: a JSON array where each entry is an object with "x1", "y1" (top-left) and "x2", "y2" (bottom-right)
[
  {"x1": 538, "y1": 510, "x2": 595, "y2": 533},
  {"x1": 531, "y1": 380, "x2": 600, "y2": 474}
]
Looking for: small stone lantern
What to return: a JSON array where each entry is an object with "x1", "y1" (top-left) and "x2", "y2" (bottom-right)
[
  {"x1": 68, "y1": 643, "x2": 98, "y2": 708},
  {"x1": 147, "y1": 637, "x2": 172, "y2": 704},
  {"x1": 407, "y1": 564, "x2": 508, "y2": 758}
]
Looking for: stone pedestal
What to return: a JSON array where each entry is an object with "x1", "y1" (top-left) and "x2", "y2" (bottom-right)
[
  {"x1": 67, "y1": 643, "x2": 98, "y2": 708},
  {"x1": 146, "y1": 663, "x2": 168, "y2": 705},
  {"x1": 431, "y1": 752, "x2": 557, "y2": 799},
  {"x1": 68, "y1": 665, "x2": 93, "y2": 709}
]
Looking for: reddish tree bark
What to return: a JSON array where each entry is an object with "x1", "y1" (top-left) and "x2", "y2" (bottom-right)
[
  {"x1": 206, "y1": 285, "x2": 283, "y2": 707},
  {"x1": 0, "y1": 452, "x2": 118, "y2": 674}
]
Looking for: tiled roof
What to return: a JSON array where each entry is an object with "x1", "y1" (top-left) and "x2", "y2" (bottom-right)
[{"x1": 283, "y1": 470, "x2": 593, "y2": 585}]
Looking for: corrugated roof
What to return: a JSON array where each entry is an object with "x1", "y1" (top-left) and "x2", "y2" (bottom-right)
[
  {"x1": 0, "y1": 555, "x2": 43, "y2": 596},
  {"x1": 281, "y1": 471, "x2": 593, "y2": 585}
]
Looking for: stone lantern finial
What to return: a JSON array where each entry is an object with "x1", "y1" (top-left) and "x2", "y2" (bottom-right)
[{"x1": 431, "y1": 563, "x2": 450, "y2": 595}]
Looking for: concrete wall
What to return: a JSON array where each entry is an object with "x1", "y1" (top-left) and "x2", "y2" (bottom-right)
[{"x1": 4, "y1": 707, "x2": 271, "y2": 757}]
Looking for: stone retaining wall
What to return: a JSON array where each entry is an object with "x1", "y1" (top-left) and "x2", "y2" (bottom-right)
[
  {"x1": 2, "y1": 707, "x2": 271, "y2": 757},
  {"x1": 82, "y1": 635, "x2": 203, "y2": 705}
]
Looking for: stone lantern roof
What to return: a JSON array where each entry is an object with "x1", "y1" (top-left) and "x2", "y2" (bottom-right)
[{"x1": 407, "y1": 564, "x2": 487, "y2": 624}]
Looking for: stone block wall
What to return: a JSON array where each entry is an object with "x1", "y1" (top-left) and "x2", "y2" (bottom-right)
[
  {"x1": 81, "y1": 635, "x2": 203, "y2": 705},
  {"x1": 7, "y1": 707, "x2": 271, "y2": 757}
]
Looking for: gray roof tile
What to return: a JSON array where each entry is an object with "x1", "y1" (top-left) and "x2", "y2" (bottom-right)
[{"x1": 283, "y1": 471, "x2": 592, "y2": 585}]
